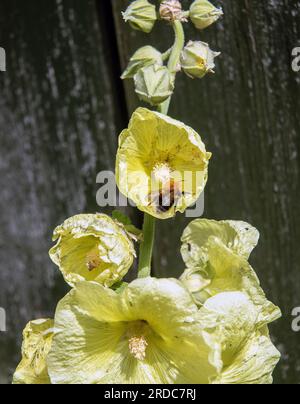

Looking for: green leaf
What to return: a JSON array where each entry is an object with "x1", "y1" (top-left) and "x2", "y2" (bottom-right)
[
  {"x1": 112, "y1": 282, "x2": 128, "y2": 294},
  {"x1": 112, "y1": 210, "x2": 143, "y2": 242},
  {"x1": 125, "y1": 225, "x2": 143, "y2": 242},
  {"x1": 112, "y1": 210, "x2": 132, "y2": 226}
]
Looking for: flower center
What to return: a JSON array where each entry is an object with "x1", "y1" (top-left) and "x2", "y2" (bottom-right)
[
  {"x1": 86, "y1": 246, "x2": 102, "y2": 272},
  {"x1": 153, "y1": 163, "x2": 172, "y2": 184},
  {"x1": 127, "y1": 321, "x2": 149, "y2": 361},
  {"x1": 128, "y1": 335, "x2": 148, "y2": 361}
]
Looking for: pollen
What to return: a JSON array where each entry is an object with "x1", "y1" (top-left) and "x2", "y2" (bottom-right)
[
  {"x1": 86, "y1": 247, "x2": 102, "y2": 272},
  {"x1": 153, "y1": 163, "x2": 172, "y2": 184},
  {"x1": 128, "y1": 335, "x2": 148, "y2": 361}
]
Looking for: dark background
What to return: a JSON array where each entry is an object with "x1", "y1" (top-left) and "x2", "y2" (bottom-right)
[{"x1": 0, "y1": 0, "x2": 299, "y2": 384}]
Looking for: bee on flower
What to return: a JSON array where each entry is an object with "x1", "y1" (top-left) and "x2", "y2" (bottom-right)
[{"x1": 116, "y1": 108, "x2": 211, "y2": 219}]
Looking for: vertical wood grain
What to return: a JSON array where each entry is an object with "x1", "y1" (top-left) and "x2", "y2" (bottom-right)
[
  {"x1": 113, "y1": 0, "x2": 300, "y2": 384},
  {"x1": 0, "y1": 0, "x2": 129, "y2": 383}
]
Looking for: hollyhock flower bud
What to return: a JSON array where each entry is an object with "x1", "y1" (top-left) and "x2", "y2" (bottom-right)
[
  {"x1": 122, "y1": 0, "x2": 157, "y2": 33},
  {"x1": 122, "y1": 46, "x2": 163, "y2": 80},
  {"x1": 159, "y1": 0, "x2": 187, "y2": 22},
  {"x1": 180, "y1": 40, "x2": 220, "y2": 79},
  {"x1": 190, "y1": 0, "x2": 223, "y2": 30},
  {"x1": 134, "y1": 64, "x2": 174, "y2": 106}
]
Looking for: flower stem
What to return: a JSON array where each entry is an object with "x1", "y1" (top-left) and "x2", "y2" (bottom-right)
[
  {"x1": 159, "y1": 20, "x2": 185, "y2": 115},
  {"x1": 162, "y1": 48, "x2": 172, "y2": 62},
  {"x1": 138, "y1": 20, "x2": 185, "y2": 278},
  {"x1": 138, "y1": 214, "x2": 156, "y2": 278}
]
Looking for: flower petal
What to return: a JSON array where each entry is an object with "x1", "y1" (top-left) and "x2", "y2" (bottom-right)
[
  {"x1": 182, "y1": 237, "x2": 281, "y2": 327},
  {"x1": 211, "y1": 329, "x2": 281, "y2": 384},
  {"x1": 198, "y1": 292, "x2": 259, "y2": 372},
  {"x1": 181, "y1": 219, "x2": 259, "y2": 267},
  {"x1": 120, "y1": 277, "x2": 201, "y2": 339},
  {"x1": 48, "y1": 280, "x2": 217, "y2": 384},
  {"x1": 47, "y1": 285, "x2": 126, "y2": 384},
  {"x1": 13, "y1": 319, "x2": 54, "y2": 385}
]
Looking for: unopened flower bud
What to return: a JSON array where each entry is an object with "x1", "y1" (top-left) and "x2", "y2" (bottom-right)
[
  {"x1": 190, "y1": 0, "x2": 223, "y2": 30},
  {"x1": 122, "y1": 46, "x2": 163, "y2": 80},
  {"x1": 122, "y1": 0, "x2": 157, "y2": 33},
  {"x1": 134, "y1": 64, "x2": 174, "y2": 106},
  {"x1": 159, "y1": 0, "x2": 187, "y2": 22},
  {"x1": 180, "y1": 41, "x2": 220, "y2": 79}
]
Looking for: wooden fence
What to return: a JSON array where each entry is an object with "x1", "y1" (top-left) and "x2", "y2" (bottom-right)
[{"x1": 0, "y1": 0, "x2": 299, "y2": 384}]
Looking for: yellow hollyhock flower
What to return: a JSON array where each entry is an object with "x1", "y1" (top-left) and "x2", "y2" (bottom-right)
[
  {"x1": 13, "y1": 319, "x2": 54, "y2": 385},
  {"x1": 115, "y1": 108, "x2": 211, "y2": 219},
  {"x1": 49, "y1": 214, "x2": 136, "y2": 288},
  {"x1": 198, "y1": 292, "x2": 281, "y2": 384},
  {"x1": 47, "y1": 278, "x2": 218, "y2": 384},
  {"x1": 180, "y1": 219, "x2": 281, "y2": 326}
]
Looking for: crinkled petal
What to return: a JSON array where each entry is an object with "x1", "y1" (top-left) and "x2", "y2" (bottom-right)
[
  {"x1": 198, "y1": 292, "x2": 259, "y2": 372},
  {"x1": 13, "y1": 319, "x2": 54, "y2": 385},
  {"x1": 181, "y1": 219, "x2": 259, "y2": 267},
  {"x1": 211, "y1": 329, "x2": 281, "y2": 385},
  {"x1": 47, "y1": 285, "x2": 126, "y2": 384},
  {"x1": 182, "y1": 237, "x2": 281, "y2": 327},
  {"x1": 49, "y1": 214, "x2": 135, "y2": 287}
]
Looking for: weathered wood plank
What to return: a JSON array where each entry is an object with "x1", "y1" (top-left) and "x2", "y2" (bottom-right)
[
  {"x1": 0, "y1": 0, "x2": 128, "y2": 384},
  {"x1": 113, "y1": 0, "x2": 300, "y2": 384}
]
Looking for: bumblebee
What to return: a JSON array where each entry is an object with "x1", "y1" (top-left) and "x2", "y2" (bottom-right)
[{"x1": 149, "y1": 180, "x2": 184, "y2": 214}]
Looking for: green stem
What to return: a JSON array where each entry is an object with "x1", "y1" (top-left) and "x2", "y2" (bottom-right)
[
  {"x1": 162, "y1": 48, "x2": 172, "y2": 62},
  {"x1": 159, "y1": 20, "x2": 185, "y2": 115},
  {"x1": 138, "y1": 20, "x2": 185, "y2": 278},
  {"x1": 138, "y1": 214, "x2": 156, "y2": 278}
]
